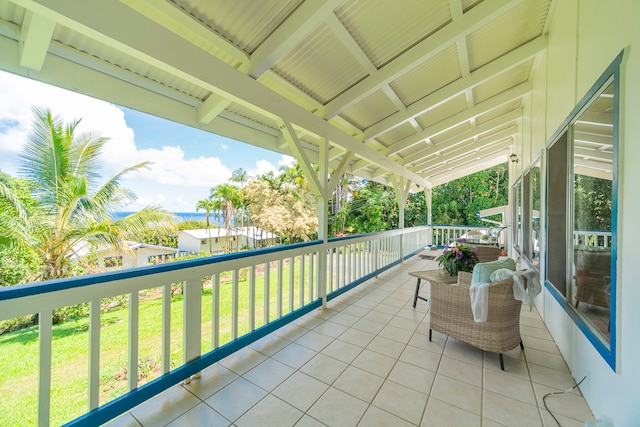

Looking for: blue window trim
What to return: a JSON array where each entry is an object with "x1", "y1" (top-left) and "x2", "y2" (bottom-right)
[{"x1": 543, "y1": 50, "x2": 623, "y2": 371}]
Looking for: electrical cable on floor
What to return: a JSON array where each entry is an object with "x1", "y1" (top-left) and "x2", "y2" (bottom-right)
[{"x1": 542, "y1": 375, "x2": 587, "y2": 427}]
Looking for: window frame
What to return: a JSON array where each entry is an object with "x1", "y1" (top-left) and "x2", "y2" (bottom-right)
[
  {"x1": 522, "y1": 155, "x2": 541, "y2": 270},
  {"x1": 512, "y1": 177, "x2": 523, "y2": 255},
  {"x1": 543, "y1": 51, "x2": 622, "y2": 370}
]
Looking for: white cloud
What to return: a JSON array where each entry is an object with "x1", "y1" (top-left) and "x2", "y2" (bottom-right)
[
  {"x1": 279, "y1": 155, "x2": 295, "y2": 168},
  {"x1": 0, "y1": 71, "x2": 233, "y2": 211}
]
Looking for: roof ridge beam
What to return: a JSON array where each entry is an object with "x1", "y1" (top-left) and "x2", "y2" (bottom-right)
[
  {"x1": 363, "y1": 35, "x2": 545, "y2": 140},
  {"x1": 321, "y1": 0, "x2": 526, "y2": 118}
]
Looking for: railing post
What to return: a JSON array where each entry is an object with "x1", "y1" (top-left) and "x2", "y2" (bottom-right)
[
  {"x1": 38, "y1": 310, "x2": 52, "y2": 427},
  {"x1": 128, "y1": 291, "x2": 139, "y2": 391},
  {"x1": 183, "y1": 278, "x2": 201, "y2": 383},
  {"x1": 89, "y1": 300, "x2": 100, "y2": 411},
  {"x1": 319, "y1": 245, "x2": 328, "y2": 308}
]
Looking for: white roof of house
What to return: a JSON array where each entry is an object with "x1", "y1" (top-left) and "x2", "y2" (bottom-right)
[{"x1": 180, "y1": 227, "x2": 278, "y2": 240}]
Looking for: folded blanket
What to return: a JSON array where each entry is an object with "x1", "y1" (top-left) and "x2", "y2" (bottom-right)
[{"x1": 469, "y1": 269, "x2": 542, "y2": 323}]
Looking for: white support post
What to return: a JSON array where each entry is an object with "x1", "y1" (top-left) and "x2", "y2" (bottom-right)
[
  {"x1": 88, "y1": 300, "x2": 100, "y2": 411},
  {"x1": 38, "y1": 310, "x2": 52, "y2": 427},
  {"x1": 391, "y1": 174, "x2": 412, "y2": 261},
  {"x1": 183, "y1": 278, "x2": 201, "y2": 383},
  {"x1": 162, "y1": 285, "x2": 171, "y2": 373},
  {"x1": 128, "y1": 291, "x2": 139, "y2": 391}
]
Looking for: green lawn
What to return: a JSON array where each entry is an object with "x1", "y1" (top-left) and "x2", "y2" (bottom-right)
[{"x1": 0, "y1": 258, "x2": 315, "y2": 426}]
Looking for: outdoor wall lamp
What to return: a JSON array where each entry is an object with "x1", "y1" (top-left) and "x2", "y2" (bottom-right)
[{"x1": 510, "y1": 153, "x2": 519, "y2": 163}]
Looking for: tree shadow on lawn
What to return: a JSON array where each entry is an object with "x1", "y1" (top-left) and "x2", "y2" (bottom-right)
[{"x1": 0, "y1": 315, "x2": 120, "y2": 346}]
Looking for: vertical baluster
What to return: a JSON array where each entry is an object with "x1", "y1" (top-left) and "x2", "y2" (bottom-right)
[
  {"x1": 264, "y1": 262, "x2": 270, "y2": 325},
  {"x1": 289, "y1": 256, "x2": 295, "y2": 312},
  {"x1": 358, "y1": 242, "x2": 364, "y2": 279},
  {"x1": 249, "y1": 265, "x2": 255, "y2": 332},
  {"x1": 328, "y1": 248, "x2": 334, "y2": 292},
  {"x1": 232, "y1": 270, "x2": 239, "y2": 340},
  {"x1": 162, "y1": 285, "x2": 171, "y2": 373},
  {"x1": 39, "y1": 309, "x2": 53, "y2": 427},
  {"x1": 299, "y1": 254, "x2": 305, "y2": 307},
  {"x1": 128, "y1": 291, "x2": 139, "y2": 391},
  {"x1": 309, "y1": 252, "x2": 315, "y2": 301},
  {"x1": 347, "y1": 245, "x2": 352, "y2": 284},
  {"x1": 212, "y1": 274, "x2": 220, "y2": 350},
  {"x1": 277, "y1": 259, "x2": 283, "y2": 318},
  {"x1": 88, "y1": 300, "x2": 100, "y2": 410},
  {"x1": 183, "y1": 278, "x2": 202, "y2": 376},
  {"x1": 336, "y1": 248, "x2": 341, "y2": 289}
]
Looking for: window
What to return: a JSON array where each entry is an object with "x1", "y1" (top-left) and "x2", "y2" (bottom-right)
[
  {"x1": 544, "y1": 52, "x2": 621, "y2": 369},
  {"x1": 512, "y1": 179, "x2": 522, "y2": 253},
  {"x1": 104, "y1": 256, "x2": 123, "y2": 268},
  {"x1": 522, "y1": 158, "x2": 541, "y2": 269}
]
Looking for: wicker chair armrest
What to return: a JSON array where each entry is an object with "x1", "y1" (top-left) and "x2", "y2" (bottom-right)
[{"x1": 457, "y1": 271, "x2": 472, "y2": 287}]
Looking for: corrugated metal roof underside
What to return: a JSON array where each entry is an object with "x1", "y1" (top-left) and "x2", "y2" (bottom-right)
[
  {"x1": 0, "y1": 0, "x2": 556, "y2": 189},
  {"x1": 389, "y1": 44, "x2": 462, "y2": 107},
  {"x1": 272, "y1": 22, "x2": 369, "y2": 105},
  {"x1": 172, "y1": 0, "x2": 303, "y2": 54},
  {"x1": 466, "y1": 0, "x2": 551, "y2": 71},
  {"x1": 335, "y1": 0, "x2": 452, "y2": 68}
]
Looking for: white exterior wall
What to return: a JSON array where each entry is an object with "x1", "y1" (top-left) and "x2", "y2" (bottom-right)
[
  {"x1": 177, "y1": 233, "x2": 202, "y2": 254},
  {"x1": 528, "y1": 1, "x2": 640, "y2": 424}
]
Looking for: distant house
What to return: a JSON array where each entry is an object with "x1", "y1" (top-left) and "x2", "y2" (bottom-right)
[
  {"x1": 96, "y1": 241, "x2": 178, "y2": 270},
  {"x1": 178, "y1": 227, "x2": 279, "y2": 255}
]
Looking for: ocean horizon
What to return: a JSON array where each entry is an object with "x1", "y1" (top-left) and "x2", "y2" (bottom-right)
[{"x1": 112, "y1": 211, "x2": 228, "y2": 225}]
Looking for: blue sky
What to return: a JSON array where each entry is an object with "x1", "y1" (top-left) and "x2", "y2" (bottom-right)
[{"x1": 0, "y1": 70, "x2": 293, "y2": 212}]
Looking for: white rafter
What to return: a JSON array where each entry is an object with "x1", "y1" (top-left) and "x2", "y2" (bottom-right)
[
  {"x1": 363, "y1": 35, "x2": 545, "y2": 140},
  {"x1": 18, "y1": 10, "x2": 54, "y2": 70},
  {"x1": 321, "y1": 0, "x2": 526, "y2": 118}
]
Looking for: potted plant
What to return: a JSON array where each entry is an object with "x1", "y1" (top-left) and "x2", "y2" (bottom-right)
[{"x1": 437, "y1": 242, "x2": 480, "y2": 276}]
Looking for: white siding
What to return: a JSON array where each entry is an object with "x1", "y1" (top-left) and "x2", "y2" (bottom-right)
[{"x1": 528, "y1": 1, "x2": 640, "y2": 424}]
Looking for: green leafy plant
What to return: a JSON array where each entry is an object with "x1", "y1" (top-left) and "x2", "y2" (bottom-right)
[{"x1": 437, "y1": 242, "x2": 479, "y2": 276}]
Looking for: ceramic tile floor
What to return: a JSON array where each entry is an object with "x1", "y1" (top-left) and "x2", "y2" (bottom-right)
[{"x1": 103, "y1": 252, "x2": 595, "y2": 427}]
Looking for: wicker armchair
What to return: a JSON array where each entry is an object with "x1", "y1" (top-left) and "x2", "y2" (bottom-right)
[
  {"x1": 470, "y1": 244, "x2": 501, "y2": 263},
  {"x1": 429, "y1": 271, "x2": 523, "y2": 370}
]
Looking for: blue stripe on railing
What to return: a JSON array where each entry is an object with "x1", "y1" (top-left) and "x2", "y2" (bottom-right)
[
  {"x1": 64, "y1": 300, "x2": 322, "y2": 427},
  {"x1": 0, "y1": 240, "x2": 321, "y2": 301},
  {"x1": 63, "y1": 240, "x2": 427, "y2": 426}
]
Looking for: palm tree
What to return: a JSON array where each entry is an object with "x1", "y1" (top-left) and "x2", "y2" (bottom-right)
[
  {"x1": 0, "y1": 107, "x2": 176, "y2": 280},
  {"x1": 196, "y1": 197, "x2": 215, "y2": 253},
  {"x1": 211, "y1": 183, "x2": 241, "y2": 253},
  {"x1": 230, "y1": 168, "x2": 248, "y2": 188},
  {"x1": 230, "y1": 168, "x2": 249, "y2": 234}
]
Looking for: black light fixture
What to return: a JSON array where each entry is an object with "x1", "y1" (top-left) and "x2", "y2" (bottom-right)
[{"x1": 510, "y1": 153, "x2": 518, "y2": 163}]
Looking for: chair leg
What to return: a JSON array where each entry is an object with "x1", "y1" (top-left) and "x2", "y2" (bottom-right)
[
  {"x1": 499, "y1": 353, "x2": 505, "y2": 371},
  {"x1": 520, "y1": 340, "x2": 524, "y2": 350},
  {"x1": 413, "y1": 279, "x2": 421, "y2": 308},
  {"x1": 429, "y1": 329, "x2": 432, "y2": 342}
]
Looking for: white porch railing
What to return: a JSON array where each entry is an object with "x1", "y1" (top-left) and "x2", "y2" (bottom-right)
[
  {"x1": 430, "y1": 225, "x2": 504, "y2": 248},
  {"x1": 573, "y1": 230, "x2": 612, "y2": 248},
  {"x1": 0, "y1": 226, "x2": 430, "y2": 427}
]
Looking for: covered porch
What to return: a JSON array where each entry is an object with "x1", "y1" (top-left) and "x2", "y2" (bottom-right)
[
  {"x1": 105, "y1": 252, "x2": 592, "y2": 427},
  {"x1": 1, "y1": 0, "x2": 639, "y2": 425}
]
